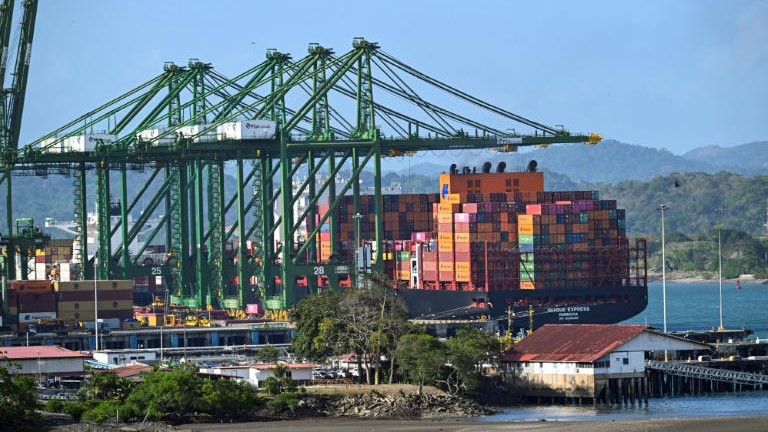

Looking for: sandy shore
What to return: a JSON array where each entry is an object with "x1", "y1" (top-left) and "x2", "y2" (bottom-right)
[{"x1": 177, "y1": 416, "x2": 768, "y2": 432}]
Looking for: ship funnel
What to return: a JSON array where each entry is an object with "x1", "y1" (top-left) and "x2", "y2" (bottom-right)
[
  {"x1": 496, "y1": 161, "x2": 506, "y2": 173},
  {"x1": 449, "y1": 163, "x2": 457, "y2": 175},
  {"x1": 482, "y1": 162, "x2": 492, "y2": 173},
  {"x1": 527, "y1": 160, "x2": 538, "y2": 173}
]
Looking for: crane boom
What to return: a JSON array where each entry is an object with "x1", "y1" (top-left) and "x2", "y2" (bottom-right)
[{"x1": 7, "y1": 0, "x2": 37, "y2": 150}]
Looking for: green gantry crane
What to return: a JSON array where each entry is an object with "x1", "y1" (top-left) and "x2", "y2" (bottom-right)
[{"x1": 6, "y1": 33, "x2": 601, "y2": 315}]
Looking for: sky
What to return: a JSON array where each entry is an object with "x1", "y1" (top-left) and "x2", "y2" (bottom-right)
[{"x1": 17, "y1": 0, "x2": 768, "y2": 155}]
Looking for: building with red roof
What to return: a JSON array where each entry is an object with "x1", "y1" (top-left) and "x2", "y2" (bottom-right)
[
  {"x1": 502, "y1": 324, "x2": 709, "y2": 404},
  {"x1": 0, "y1": 345, "x2": 87, "y2": 381}
]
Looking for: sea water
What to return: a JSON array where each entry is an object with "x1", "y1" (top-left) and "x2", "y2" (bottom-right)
[{"x1": 480, "y1": 282, "x2": 768, "y2": 422}]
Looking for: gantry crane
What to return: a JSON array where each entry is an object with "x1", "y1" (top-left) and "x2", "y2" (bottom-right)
[
  {"x1": 0, "y1": 0, "x2": 37, "y2": 316},
  {"x1": 7, "y1": 32, "x2": 601, "y2": 315}
]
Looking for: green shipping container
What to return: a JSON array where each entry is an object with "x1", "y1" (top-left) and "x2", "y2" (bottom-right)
[{"x1": 518, "y1": 234, "x2": 534, "y2": 244}]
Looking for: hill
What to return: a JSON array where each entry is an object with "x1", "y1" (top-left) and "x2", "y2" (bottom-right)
[{"x1": 682, "y1": 141, "x2": 768, "y2": 176}]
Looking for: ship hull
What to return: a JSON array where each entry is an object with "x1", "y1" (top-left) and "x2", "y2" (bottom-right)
[{"x1": 395, "y1": 285, "x2": 648, "y2": 328}]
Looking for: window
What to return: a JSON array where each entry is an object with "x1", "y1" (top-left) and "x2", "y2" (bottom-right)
[
  {"x1": 505, "y1": 179, "x2": 512, "y2": 187},
  {"x1": 467, "y1": 180, "x2": 472, "y2": 187},
  {"x1": 74, "y1": 303, "x2": 79, "y2": 310},
  {"x1": 474, "y1": 179, "x2": 480, "y2": 187},
  {"x1": 113, "y1": 301, "x2": 118, "y2": 308},
  {"x1": 623, "y1": 358, "x2": 629, "y2": 365},
  {"x1": 513, "y1": 179, "x2": 519, "y2": 186}
]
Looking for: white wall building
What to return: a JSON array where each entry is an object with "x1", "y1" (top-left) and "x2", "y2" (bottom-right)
[
  {"x1": 199, "y1": 363, "x2": 314, "y2": 387},
  {"x1": 502, "y1": 324, "x2": 710, "y2": 403},
  {"x1": 92, "y1": 349, "x2": 157, "y2": 366},
  {"x1": 0, "y1": 345, "x2": 86, "y2": 381}
]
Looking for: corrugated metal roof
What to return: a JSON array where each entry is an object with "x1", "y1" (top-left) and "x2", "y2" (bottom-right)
[
  {"x1": 0, "y1": 345, "x2": 87, "y2": 360},
  {"x1": 107, "y1": 363, "x2": 152, "y2": 378},
  {"x1": 503, "y1": 324, "x2": 649, "y2": 363}
]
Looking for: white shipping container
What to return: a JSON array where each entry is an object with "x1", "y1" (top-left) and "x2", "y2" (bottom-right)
[
  {"x1": 20, "y1": 311, "x2": 57, "y2": 323},
  {"x1": 35, "y1": 263, "x2": 47, "y2": 280},
  {"x1": 60, "y1": 262, "x2": 71, "y2": 282},
  {"x1": 217, "y1": 119, "x2": 276, "y2": 140},
  {"x1": 176, "y1": 124, "x2": 214, "y2": 143},
  {"x1": 136, "y1": 128, "x2": 175, "y2": 146},
  {"x1": 40, "y1": 137, "x2": 61, "y2": 154},
  {"x1": 62, "y1": 134, "x2": 117, "y2": 152}
]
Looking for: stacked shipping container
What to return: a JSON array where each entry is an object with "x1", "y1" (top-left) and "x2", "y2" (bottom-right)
[{"x1": 319, "y1": 170, "x2": 630, "y2": 295}]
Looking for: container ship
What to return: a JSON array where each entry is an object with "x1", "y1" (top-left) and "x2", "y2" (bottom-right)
[{"x1": 316, "y1": 161, "x2": 648, "y2": 327}]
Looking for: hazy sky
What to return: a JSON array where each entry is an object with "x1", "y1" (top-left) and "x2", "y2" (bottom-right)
[{"x1": 18, "y1": 0, "x2": 768, "y2": 155}]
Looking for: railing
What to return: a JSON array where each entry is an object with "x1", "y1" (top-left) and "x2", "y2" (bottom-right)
[{"x1": 646, "y1": 360, "x2": 768, "y2": 386}]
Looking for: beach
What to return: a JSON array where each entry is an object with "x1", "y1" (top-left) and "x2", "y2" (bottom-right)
[{"x1": 178, "y1": 416, "x2": 768, "y2": 432}]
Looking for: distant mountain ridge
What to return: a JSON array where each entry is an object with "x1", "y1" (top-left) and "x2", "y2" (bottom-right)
[{"x1": 381, "y1": 139, "x2": 767, "y2": 183}]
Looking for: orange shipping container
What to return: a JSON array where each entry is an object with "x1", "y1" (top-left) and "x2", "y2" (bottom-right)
[
  {"x1": 437, "y1": 213, "x2": 453, "y2": 224},
  {"x1": 518, "y1": 214, "x2": 533, "y2": 225},
  {"x1": 520, "y1": 281, "x2": 536, "y2": 290}
]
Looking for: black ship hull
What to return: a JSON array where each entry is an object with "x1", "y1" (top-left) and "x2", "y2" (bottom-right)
[{"x1": 395, "y1": 285, "x2": 648, "y2": 329}]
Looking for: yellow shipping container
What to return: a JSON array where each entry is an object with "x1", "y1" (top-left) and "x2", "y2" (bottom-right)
[
  {"x1": 455, "y1": 261, "x2": 470, "y2": 272},
  {"x1": 441, "y1": 193, "x2": 461, "y2": 205},
  {"x1": 437, "y1": 203, "x2": 460, "y2": 213},
  {"x1": 455, "y1": 270, "x2": 470, "y2": 282},
  {"x1": 454, "y1": 232, "x2": 470, "y2": 243},
  {"x1": 437, "y1": 213, "x2": 453, "y2": 224},
  {"x1": 520, "y1": 281, "x2": 536, "y2": 290},
  {"x1": 438, "y1": 262, "x2": 454, "y2": 272},
  {"x1": 518, "y1": 214, "x2": 534, "y2": 225},
  {"x1": 518, "y1": 224, "x2": 533, "y2": 235},
  {"x1": 438, "y1": 242, "x2": 454, "y2": 252},
  {"x1": 438, "y1": 232, "x2": 453, "y2": 242}
]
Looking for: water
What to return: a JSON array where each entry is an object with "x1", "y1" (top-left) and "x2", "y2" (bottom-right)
[
  {"x1": 479, "y1": 392, "x2": 768, "y2": 422},
  {"x1": 624, "y1": 281, "x2": 768, "y2": 338},
  {"x1": 480, "y1": 282, "x2": 768, "y2": 422}
]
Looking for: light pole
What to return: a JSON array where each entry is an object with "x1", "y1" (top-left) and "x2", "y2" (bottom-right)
[
  {"x1": 353, "y1": 213, "x2": 363, "y2": 288},
  {"x1": 94, "y1": 258, "x2": 99, "y2": 352},
  {"x1": 658, "y1": 204, "x2": 669, "y2": 361},
  {"x1": 716, "y1": 207, "x2": 724, "y2": 330}
]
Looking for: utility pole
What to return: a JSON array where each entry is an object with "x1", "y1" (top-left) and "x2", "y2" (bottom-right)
[
  {"x1": 715, "y1": 207, "x2": 724, "y2": 330},
  {"x1": 658, "y1": 204, "x2": 668, "y2": 361}
]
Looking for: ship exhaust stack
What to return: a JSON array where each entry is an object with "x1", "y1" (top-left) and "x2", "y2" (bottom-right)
[{"x1": 527, "y1": 160, "x2": 538, "y2": 173}]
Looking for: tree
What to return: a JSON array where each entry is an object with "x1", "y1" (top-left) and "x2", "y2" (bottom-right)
[
  {"x1": 199, "y1": 378, "x2": 262, "y2": 420},
  {"x1": 395, "y1": 333, "x2": 445, "y2": 395},
  {"x1": 290, "y1": 275, "x2": 409, "y2": 385},
  {"x1": 0, "y1": 364, "x2": 40, "y2": 428},
  {"x1": 81, "y1": 370, "x2": 133, "y2": 401},
  {"x1": 254, "y1": 344, "x2": 280, "y2": 364},
  {"x1": 442, "y1": 328, "x2": 500, "y2": 395},
  {"x1": 123, "y1": 363, "x2": 203, "y2": 423},
  {"x1": 290, "y1": 290, "x2": 345, "y2": 360}
]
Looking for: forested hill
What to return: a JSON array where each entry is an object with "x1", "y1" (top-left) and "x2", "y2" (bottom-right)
[{"x1": 594, "y1": 172, "x2": 767, "y2": 237}]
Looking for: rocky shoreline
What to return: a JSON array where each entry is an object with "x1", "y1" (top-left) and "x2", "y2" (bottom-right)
[
  {"x1": 295, "y1": 391, "x2": 491, "y2": 420},
  {"x1": 46, "y1": 390, "x2": 492, "y2": 431},
  {"x1": 647, "y1": 270, "x2": 767, "y2": 284}
]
